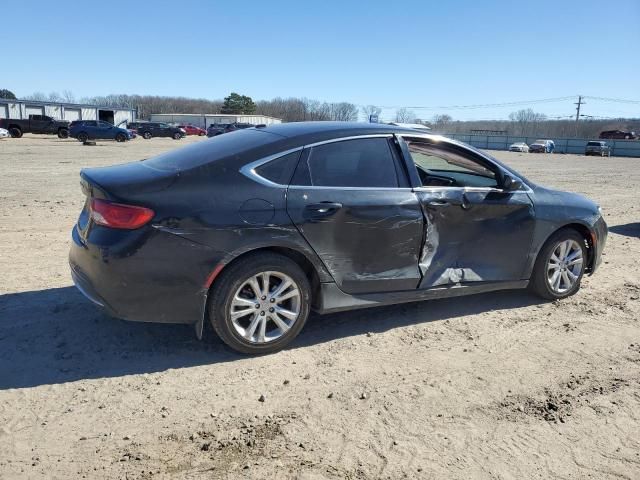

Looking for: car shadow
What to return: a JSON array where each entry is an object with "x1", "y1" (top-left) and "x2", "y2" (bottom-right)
[
  {"x1": 608, "y1": 222, "x2": 640, "y2": 238},
  {"x1": 0, "y1": 285, "x2": 543, "y2": 390}
]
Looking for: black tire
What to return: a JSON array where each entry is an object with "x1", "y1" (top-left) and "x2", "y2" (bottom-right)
[
  {"x1": 208, "y1": 252, "x2": 311, "y2": 354},
  {"x1": 172, "y1": 132, "x2": 182, "y2": 140},
  {"x1": 142, "y1": 131, "x2": 152, "y2": 139},
  {"x1": 9, "y1": 127, "x2": 22, "y2": 138},
  {"x1": 115, "y1": 133, "x2": 127, "y2": 142},
  {"x1": 58, "y1": 128, "x2": 69, "y2": 139},
  {"x1": 77, "y1": 132, "x2": 89, "y2": 143},
  {"x1": 529, "y1": 229, "x2": 587, "y2": 300}
]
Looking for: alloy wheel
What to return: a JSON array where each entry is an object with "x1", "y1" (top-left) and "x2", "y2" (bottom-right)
[
  {"x1": 229, "y1": 271, "x2": 301, "y2": 344},
  {"x1": 546, "y1": 239, "x2": 584, "y2": 294}
]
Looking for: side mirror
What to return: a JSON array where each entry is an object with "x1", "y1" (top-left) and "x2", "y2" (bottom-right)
[{"x1": 502, "y1": 174, "x2": 523, "y2": 191}]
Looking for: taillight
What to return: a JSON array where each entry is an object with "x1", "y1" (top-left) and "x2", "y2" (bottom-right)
[{"x1": 90, "y1": 198, "x2": 154, "y2": 229}]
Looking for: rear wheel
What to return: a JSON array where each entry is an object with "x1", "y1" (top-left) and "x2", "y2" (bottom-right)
[
  {"x1": 143, "y1": 131, "x2": 152, "y2": 139},
  {"x1": 530, "y1": 229, "x2": 587, "y2": 300},
  {"x1": 115, "y1": 133, "x2": 127, "y2": 142},
  {"x1": 208, "y1": 253, "x2": 311, "y2": 354},
  {"x1": 77, "y1": 132, "x2": 89, "y2": 143},
  {"x1": 9, "y1": 127, "x2": 22, "y2": 138}
]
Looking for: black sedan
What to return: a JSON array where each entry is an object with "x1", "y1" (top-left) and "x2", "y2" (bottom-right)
[{"x1": 69, "y1": 122, "x2": 607, "y2": 354}]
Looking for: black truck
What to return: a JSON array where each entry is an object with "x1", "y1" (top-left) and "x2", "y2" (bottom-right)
[{"x1": 0, "y1": 114, "x2": 70, "y2": 138}]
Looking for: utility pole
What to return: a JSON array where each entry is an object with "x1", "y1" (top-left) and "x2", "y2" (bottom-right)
[
  {"x1": 574, "y1": 95, "x2": 585, "y2": 137},
  {"x1": 575, "y1": 95, "x2": 585, "y2": 122}
]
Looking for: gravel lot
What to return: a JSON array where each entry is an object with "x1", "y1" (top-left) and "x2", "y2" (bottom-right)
[{"x1": 1, "y1": 134, "x2": 639, "y2": 479}]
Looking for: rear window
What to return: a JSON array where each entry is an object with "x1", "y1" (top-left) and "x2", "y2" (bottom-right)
[
  {"x1": 587, "y1": 141, "x2": 602, "y2": 146},
  {"x1": 142, "y1": 129, "x2": 282, "y2": 171}
]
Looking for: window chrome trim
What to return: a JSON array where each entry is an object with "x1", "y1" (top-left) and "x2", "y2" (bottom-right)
[
  {"x1": 413, "y1": 184, "x2": 533, "y2": 194},
  {"x1": 240, "y1": 147, "x2": 303, "y2": 188}
]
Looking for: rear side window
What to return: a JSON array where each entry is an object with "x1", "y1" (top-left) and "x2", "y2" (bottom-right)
[
  {"x1": 297, "y1": 137, "x2": 399, "y2": 188},
  {"x1": 254, "y1": 150, "x2": 301, "y2": 185}
]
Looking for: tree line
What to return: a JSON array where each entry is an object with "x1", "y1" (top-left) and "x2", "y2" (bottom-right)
[{"x1": 5, "y1": 88, "x2": 637, "y2": 138}]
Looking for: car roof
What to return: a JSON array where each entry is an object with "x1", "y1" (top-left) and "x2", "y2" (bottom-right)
[{"x1": 256, "y1": 121, "x2": 419, "y2": 144}]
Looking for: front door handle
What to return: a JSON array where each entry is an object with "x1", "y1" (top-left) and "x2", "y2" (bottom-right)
[{"x1": 427, "y1": 200, "x2": 450, "y2": 208}]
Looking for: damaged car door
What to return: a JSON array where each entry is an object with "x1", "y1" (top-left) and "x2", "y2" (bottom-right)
[
  {"x1": 400, "y1": 137, "x2": 535, "y2": 288},
  {"x1": 286, "y1": 135, "x2": 424, "y2": 294}
]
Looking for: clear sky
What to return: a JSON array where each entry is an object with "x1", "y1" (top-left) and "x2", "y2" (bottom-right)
[{"x1": 2, "y1": 0, "x2": 639, "y2": 121}]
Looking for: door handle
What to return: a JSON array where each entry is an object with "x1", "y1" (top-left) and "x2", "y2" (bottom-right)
[
  {"x1": 306, "y1": 202, "x2": 343, "y2": 213},
  {"x1": 461, "y1": 192, "x2": 472, "y2": 210},
  {"x1": 427, "y1": 200, "x2": 450, "y2": 208}
]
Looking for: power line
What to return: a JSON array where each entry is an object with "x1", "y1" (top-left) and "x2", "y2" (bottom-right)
[
  {"x1": 585, "y1": 96, "x2": 640, "y2": 104},
  {"x1": 371, "y1": 96, "x2": 576, "y2": 110}
]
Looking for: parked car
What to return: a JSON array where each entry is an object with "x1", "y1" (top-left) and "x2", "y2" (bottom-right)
[
  {"x1": 179, "y1": 125, "x2": 206, "y2": 136},
  {"x1": 509, "y1": 142, "x2": 529, "y2": 153},
  {"x1": 69, "y1": 120, "x2": 132, "y2": 142},
  {"x1": 599, "y1": 130, "x2": 637, "y2": 140},
  {"x1": 128, "y1": 122, "x2": 185, "y2": 140},
  {"x1": 0, "y1": 127, "x2": 9, "y2": 139},
  {"x1": 0, "y1": 114, "x2": 69, "y2": 138},
  {"x1": 529, "y1": 139, "x2": 555, "y2": 153},
  {"x1": 206, "y1": 122, "x2": 254, "y2": 137},
  {"x1": 585, "y1": 141, "x2": 611, "y2": 157},
  {"x1": 70, "y1": 122, "x2": 607, "y2": 354}
]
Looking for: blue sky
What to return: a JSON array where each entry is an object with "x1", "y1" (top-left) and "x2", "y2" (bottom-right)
[{"x1": 2, "y1": 0, "x2": 639, "y2": 121}]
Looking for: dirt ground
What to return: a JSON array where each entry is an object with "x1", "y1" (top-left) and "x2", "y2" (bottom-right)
[{"x1": 1, "y1": 134, "x2": 639, "y2": 479}]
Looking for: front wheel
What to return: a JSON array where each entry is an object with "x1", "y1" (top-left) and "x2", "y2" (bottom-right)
[
  {"x1": 530, "y1": 229, "x2": 587, "y2": 300},
  {"x1": 208, "y1": 253, "x2": 311, "y2": 354},
  {"x1": 77, "y1": 132, "x2": 89, "y2": 143},
  {"x1": 172, "y1": 132, "x2": 182, "y2": 140},
  {"x1": 58, "y1": 128, "x2": 69, "y2": 139},
  {"x1": 115, "y1": 133, "x2": 127, "y2": 142},
  {"x1": 9, "y1": 127, "x2": 22, "y2": 138}
]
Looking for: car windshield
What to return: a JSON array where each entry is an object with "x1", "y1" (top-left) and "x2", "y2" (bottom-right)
[
  {"x1": 142, "y1": 129, "x2": 281, "y2": 172},
  {"x1": 534, "y1": 140, "x2": 545, "y2": 143},
  {"x1": 587, "y1": 141, "x2": 601, "y2": 146}
]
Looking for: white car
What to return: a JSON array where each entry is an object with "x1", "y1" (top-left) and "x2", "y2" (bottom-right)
[
  {"x1": 0, "y1": 128, "x2": 10, "y2": 139},
  {"x1": 509, "y1": 142, "x2": 529, "y2": 152}
]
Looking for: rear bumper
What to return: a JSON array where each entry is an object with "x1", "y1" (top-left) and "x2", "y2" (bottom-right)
[{"x1": 69, "y1": 224, "x2": 219, "y2": 325}]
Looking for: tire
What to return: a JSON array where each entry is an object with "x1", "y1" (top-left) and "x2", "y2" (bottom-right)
[
  {"x1": 9, "y1": 127, "x2": 22, "y2": 138},
  {"x1": 199, "y1": 132, "x2": 205, "y2": 136},
  {"x1": 115, "y1": 133, "x2": 127, "y2": 142},
  {"x1": 143, "y1": 131, "x2": 152, "y2": 139},
  {"x1": 58, "y1": 128, "x2": 69, "y2": 139},
  {"x1": 208, "y1": 252, "x2": 311, "y2": 354},
  {"x1": 529, "y1": 229, "x2": 587, "y2": 300},
  {"x1": 172, "y1": 132, "x2": 181, "y2": 140},
  {"x1": 77, "y1": 132, "x2": 89, "y2": 143}
]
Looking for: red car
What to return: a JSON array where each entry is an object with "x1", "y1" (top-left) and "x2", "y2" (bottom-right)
[{"x1": 178, "y1": 125, "x2": 206, "y2": 136}]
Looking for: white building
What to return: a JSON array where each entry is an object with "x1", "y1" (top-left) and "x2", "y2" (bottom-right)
[
  {"x1": 0, "y1": 98, "x2": 136, "y2": 125},
  {"x1": 150, "y1": 113, "x2": 282, "y2": 128}
]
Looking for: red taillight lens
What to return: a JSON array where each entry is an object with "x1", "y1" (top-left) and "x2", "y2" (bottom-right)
[{"x1": 90, "y1": 199, "x2": 154, "y2": 229}]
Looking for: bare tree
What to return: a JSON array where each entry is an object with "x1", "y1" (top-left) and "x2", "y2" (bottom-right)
[
  {"x1": 395, "y1": 108, "x2": 415, "y2": 123},
  {"x1": 361, "y1": 105, "x2": 381, "y2": 122},
  {"x1": 62, "y1": 90, "x2": 75, "y2": 103},
  {"x1": 508, "y1": 108, "x2": 547, "y2": 135}
]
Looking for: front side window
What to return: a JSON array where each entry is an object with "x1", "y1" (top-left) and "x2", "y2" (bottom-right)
[
  {"x1": 406, "y1": 140, "x2": 498, "y2": 188},
  {"x1": 299, "y1": 137, "x2": 399, "y2": 188}
]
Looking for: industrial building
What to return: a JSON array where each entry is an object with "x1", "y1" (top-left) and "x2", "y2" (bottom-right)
[
  {"x1": 150, "y1": 113, "x2": 282, "y2": 128},
  {"x1": 0, "y1": 98, "x2": 136, "y2": 125}
]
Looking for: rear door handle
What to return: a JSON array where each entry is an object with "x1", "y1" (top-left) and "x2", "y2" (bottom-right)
[{"x1": 306, "y1": 202, "x2": 343, "y2": 213}]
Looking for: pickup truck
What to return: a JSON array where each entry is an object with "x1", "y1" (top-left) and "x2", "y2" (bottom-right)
[{"x1": 0, "y1": 114, "x2": 70, "y2": 138}]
